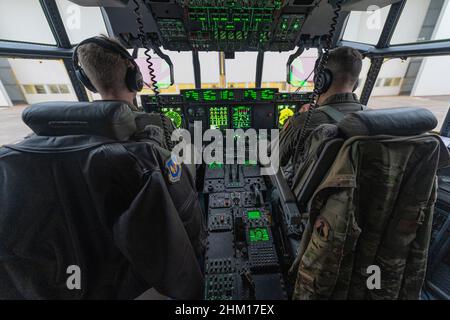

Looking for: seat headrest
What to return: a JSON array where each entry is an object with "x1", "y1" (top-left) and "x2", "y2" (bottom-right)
[
  {"x1": 23, "y1": 101, "x2": 137, "y2": 141},
  {"x1": 338, "y1": 107, "x2": 438, "y2": 138}
]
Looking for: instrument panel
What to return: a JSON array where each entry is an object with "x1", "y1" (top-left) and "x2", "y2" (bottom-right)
[
  {"x1": 141, "y1": 89, "x2": 312, "y2": 132},
  {"x1": 145, "y1": 0, "x2": 312, "y2": 52},
  {"x1": 203, "y1": 163, "x2": 289, "y2": 300}
]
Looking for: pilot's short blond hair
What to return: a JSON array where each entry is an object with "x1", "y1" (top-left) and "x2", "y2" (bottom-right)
[{"x1": 77, "y1": 36, "x2": 129, "y2": 93}]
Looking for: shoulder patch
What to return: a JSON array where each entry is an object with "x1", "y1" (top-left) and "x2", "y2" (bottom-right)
[{"x1": 165, "y1": 156, "x2": 182, "y2": 184}]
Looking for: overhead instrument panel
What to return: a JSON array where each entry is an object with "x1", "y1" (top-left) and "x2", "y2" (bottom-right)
[
  {"x1": 143, "y1": 0, "x2": 316, "y2": 52},
  {"x1": 85, "y1": 0, "x2": 401, "y2": 52}
]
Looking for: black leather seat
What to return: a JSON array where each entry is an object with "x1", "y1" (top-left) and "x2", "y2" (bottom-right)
[{"x1": 0, "y1": 101, "x2": 203, "y2": 300}]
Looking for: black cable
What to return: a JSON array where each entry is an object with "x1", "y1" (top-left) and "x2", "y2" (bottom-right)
[
  {"x1": 132, "y1": 0, "x2": 173, "y2": 150},
  {"x1": 292, "y1": 0, "x2": 343, "y2": 155},
  {"x1": 294, "y1": 68, "x2": 315, "y2": 93}
]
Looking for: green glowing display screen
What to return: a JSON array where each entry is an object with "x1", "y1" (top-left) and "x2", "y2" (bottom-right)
[
  {"x1": 247, "y1": 210, "x2": 261, "y2": 220},
  {"x1": 232, "y1": 106, "x2": 251, "y2": 129},
  {"x1": 249, "y1": 228, "x2": 270, "y2": 242},
  {"x1": 243, "y1": 89, "x2": 257, "y2": 100},
  {"x1": 203, "y1": 90, "x2": 218, "y2": 102},
  {"x1": 184, "y1": 90, "x2": 200, "y2": 102},
  {"x1": 161, "y1": 107, "x2": 183, "y2": 129},
  {"x1": 260, "y1": 89, "x2": 276, "y2": 100},
  {"x1": 277, "y1": 105, "x2": 296, "y2": 128},
  {"x1": 209, "y1": 107, "x2": 228, "y2": 130},
  {"x1": 220, "y1": 90, "x2": 235, "y2": 101}
]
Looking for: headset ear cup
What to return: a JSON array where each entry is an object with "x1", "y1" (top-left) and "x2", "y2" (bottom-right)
[
  {"x1": 353, "y1": 79, "x2": 359, "y2": 92},
  {"x1": 135, "y1": 69, "x2": 144, "y2": 91},
  {"x1": 125, "y1": 66, "x2": 144, "y2": 92},
  {"x1": 76, "y1": 68, "x2": 97, "y2": 93},
  {"x1": 314, "y1": 73, "x2": 324, "y2": 94},
  {"x1": 315, "y1": 69, "x2": 333, "y2": 95}
]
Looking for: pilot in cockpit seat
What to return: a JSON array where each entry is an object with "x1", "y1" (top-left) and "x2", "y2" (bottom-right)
[
  {"x1": 74, "y1": 35, "x2": 176, "y2": 149},
  {"x1": 0, "y1": 36, "x2": 206, "y2": 300},
  {"x1": 279, "y1": 46, "x2": 366, "y2": 170},
  {"x1": 74, "y1": 35, "x2": 205, "y2": 258}
]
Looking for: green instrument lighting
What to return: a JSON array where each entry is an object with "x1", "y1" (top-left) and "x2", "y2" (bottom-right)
[
  {"x1": 161, "y1": 107, "x2": 183, "y2": 129},
  {"x1": 260, "y1": 89, "x2": 275, "y2": 100},
  {"x1": 203, "y1": 90, "x2": 218, "y2": 102},
  {"x1": 232, "y1": 106, "x2": 252, "y2": 129},
  {"x1": 247, "y1": 210, "x2": 261, "y2": 220},
  {"x1": 244, "y1": 160, "x2": 257, "y2": 166},
  {"x1": 243, "y1": 89, "x2": 257, "y2": 100},
  {"x1": 209, "y1": 162, "x2": 223, "y2": 169},
  {"x1": 209, "y1": 107, "x2": 228, "y2": 130},
  {"x1": 249, "y1": 228, "x2": 269, "y2": 242},
  {"x1": 184, "y1": 90, "x2": 200, "y2": 102},
  {"x1": 220, "y1": 90, "x2": 235, "y2": 101}
]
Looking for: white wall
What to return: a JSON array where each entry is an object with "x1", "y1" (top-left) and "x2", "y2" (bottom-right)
[
  {"x1": 390, "y1": 0, "x2": 431, "y2": 45},
  {"x1": 370, "y1": 0, "x2": 431, "y2": 96},
  {"x1": 345, "y1": 0, "x2": 446, "y2": 97},
  {"x1": 7, "y1": 58, "x2": 77, "y2": 104},
  {"x1": 199, "y1": 52, "x2": 220, "y2": 83},
  {"x1": 412, "y1": 0, "x2": 450, "y2": 96},
  {"x1": 226, "y1": 52, "x2": 258, "y2": 83},
  {"x1": 0, "y1": 80, "x2": 12, "y2": 107},
  {"x1": 374, "y1": 58, "x2": 411, "y2": 96}
]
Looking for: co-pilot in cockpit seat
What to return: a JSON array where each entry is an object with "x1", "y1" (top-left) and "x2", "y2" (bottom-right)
[
  {"x1": 289, "y1": 107, "x2": 450, "y2": 299},
  {"x1": 0, "y1": 101, "x2": 204, "y2": 300}
]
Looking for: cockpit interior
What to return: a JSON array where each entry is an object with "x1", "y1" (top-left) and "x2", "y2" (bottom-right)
[{"x1": 0, "y1": 0, "x2": 450, "y2": 304}]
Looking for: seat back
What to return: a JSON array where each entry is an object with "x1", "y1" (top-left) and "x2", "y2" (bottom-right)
[
  {"x1": 0, "y1": 101, "x2": 202, "y2": 299},
  {"x1": 292, "y1": 107, "x2": 448, "y2": 300},
  {"x1": 292, "y1": 134, "x2": 344, "y2": 213}
]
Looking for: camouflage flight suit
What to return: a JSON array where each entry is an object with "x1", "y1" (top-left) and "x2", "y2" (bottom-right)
[
  {"x1": 291, "y1": 134, "x2": 450, "y2": 300},
  {"x1": 280, "y1": 93, "x2": 364, "y2": 168}
]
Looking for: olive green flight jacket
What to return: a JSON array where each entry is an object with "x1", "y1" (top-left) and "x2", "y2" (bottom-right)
[{"x1": 292, "y1": 134, "x2": 450, "y2": 300}]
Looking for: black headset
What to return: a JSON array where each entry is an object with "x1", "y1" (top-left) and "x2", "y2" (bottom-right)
[
  {"x1": 73, "y1": 36, "x2": 144, "y2": 93},
  {"x1": 314, "y1": 57, "x2": 359, "y2": 95}
]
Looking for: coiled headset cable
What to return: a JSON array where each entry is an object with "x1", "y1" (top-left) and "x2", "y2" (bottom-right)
[
  {"x1": 292, "y1": 0, "x2": 343, "y2": 156},
  {"x1": 133, "y1": 0, "x2": 173, "y2": 150}
]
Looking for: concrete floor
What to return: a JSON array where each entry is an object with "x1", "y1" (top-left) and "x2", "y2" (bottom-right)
[
  {"x1": 367, "y1": 95, "x2": 450, "y2": 132},
  {"x1": 1, "y1": 95, "x2": 449, "y2": 146},
  {"x1": 0, "y1": 105, "x2": 31, "y2": 146}
]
